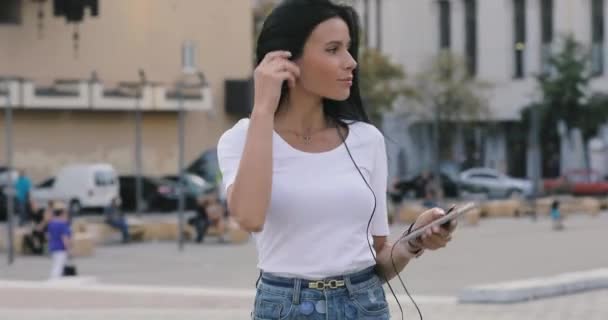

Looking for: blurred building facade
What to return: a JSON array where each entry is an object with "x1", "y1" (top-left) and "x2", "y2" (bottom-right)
[
  {"x1": 353, "y1": 0, "x2": 608, "y2": 179},
  {"x1": 0, "y1": 0, "x2": 253, "y2": 181}
]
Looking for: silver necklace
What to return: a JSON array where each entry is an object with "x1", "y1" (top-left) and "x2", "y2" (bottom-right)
[
  {"x1": 284, "y1": 129, "x2": 320, "y2": 144},
  {"x1": 281, "y1": 125, "x2": 333, "y2": 145}
]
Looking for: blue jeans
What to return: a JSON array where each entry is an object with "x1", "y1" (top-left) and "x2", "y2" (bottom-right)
[
  {"x1": 252, "y1": 266, "x2": 390, "y2": 319},
  {"x1": 106, "y1": 218, "x2": 130, "y2": 243}
]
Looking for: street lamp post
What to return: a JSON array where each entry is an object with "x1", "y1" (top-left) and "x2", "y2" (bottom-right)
[
  {"x1": 177, "y1": 81, "x2": 186, "y2": 252},
  {"x1": 134, "y1": 70, "x2": 146, "y2": 216},
  {"x1": 3, "y1": 79, "x2": 15, "y2": 265},
  {"x1": 530, "y1": 104, "x2": 542, "y2": 199},
  {"x1": 177, "y1": 40, "x2": 197, "y2": 251}
]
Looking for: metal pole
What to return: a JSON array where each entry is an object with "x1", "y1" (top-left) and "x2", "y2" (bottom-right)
[
  {"x1": 530, "y1": 105, "x2": 542, "y2": 198},
  {"x1": 177, "y1": 82, "x2": 185, "y2": 251},
  {"x1": 375, "y1": 0, "x2": 382, "y2": 51},
  {"x1": 4, "y1": 80, "x2": 15, "y2": 265},
  {"x1": 135, "y1": 85, "x2": 143, "y2": 216},
  {"x1": 433, "y1": 103, "x2": 443, "y2": 202}
]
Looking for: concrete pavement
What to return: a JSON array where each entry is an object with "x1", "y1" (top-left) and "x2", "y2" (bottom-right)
[{"x1": 1, "y1": 212, "x2": 607, "y2": 319}]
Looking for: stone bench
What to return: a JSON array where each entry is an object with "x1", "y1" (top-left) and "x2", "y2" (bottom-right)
[
  {"x1": 534, "y1": 196, "x2": 601, "y2": 217},
  {"x1": 0, "y1": 226, "x2": 31, "y2": 255},
  {"x1": 71, "y1": 232, "x2": 96, "y2": 257},
  {"x1": 139, "y1": 217, "x2": 249, "y2": 244},
  {"x1": 80, "y1": 217, "x2": 145, "y2": 244},
  {"x1": 479, "y1": 199, "x2": 524, "y2": 218}
]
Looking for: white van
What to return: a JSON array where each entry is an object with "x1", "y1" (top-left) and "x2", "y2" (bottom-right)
[{"x1": 31, "y1": 163, "x2": 119, "y2": 214}]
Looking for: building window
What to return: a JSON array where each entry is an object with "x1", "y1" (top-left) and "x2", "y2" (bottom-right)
[
  {"x1": 591, "y1": 0, "x2": 605, "y2": 76},
  {"x1": 540, "y1": 0, "x2": 554, "y2": 74},
  {"x1": 0, "y1": 0, "x2": 22, "y2": 25},
  {"x1": 464, "y1": 0, "x2": 477, "y2": 76},
  {"x1": 439, "y1": 0, "x2": 451, "y2": 50},
  {"x1": 513, "y1": 0, "x2": 526, "y2": 78}
]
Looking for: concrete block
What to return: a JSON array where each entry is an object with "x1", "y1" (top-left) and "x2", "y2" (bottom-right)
[
  {"x1": 397, "y1": 203, "x2": 425, "y2": 223},
  {"x1": 0, "y1": 226, "x2": 30, "y2": 254},
  {"x1": 458, "y1": 268, "x2": 608, "y2": 303},
  {"x1": 480, "y1": 199, "x2": 522, "y2": 218},
  {"x1": 71, "y1": 232, "x2": 95, "y2": 257},
  {"x1": 141, "y1": 221, "x2": 180, "y2": 241}
]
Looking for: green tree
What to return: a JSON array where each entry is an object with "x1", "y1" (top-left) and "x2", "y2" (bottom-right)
[
  {"x1": 412, "y1": 51, "x2": 490, "y2": 196},
  {"x1": 358, "y1": 47, "x2": 415, "y2": 126},
  {"x1": 413, "y1": 51, "x2": 490, "y2": 125},
  {"x1": 524, "y1": 35, "x2": 608, "y2": 176}
]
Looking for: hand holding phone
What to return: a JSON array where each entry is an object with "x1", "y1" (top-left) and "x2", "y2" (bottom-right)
[{"x1": 399, "y1": 202, "x2": 477, "y2": 245}]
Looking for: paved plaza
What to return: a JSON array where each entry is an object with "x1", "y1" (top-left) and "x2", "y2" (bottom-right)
[{"x1": 1, "y1": 212, "x2": 607, "y2": 319}]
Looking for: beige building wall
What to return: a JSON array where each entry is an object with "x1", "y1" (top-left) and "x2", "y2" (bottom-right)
[{"x1": 0, "y1": 0, "x2": 253, "y2": 181}]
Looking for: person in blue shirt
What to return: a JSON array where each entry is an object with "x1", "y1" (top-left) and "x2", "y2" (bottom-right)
[
  {"x1": 46, "y1": 203, "x2": 72, "y2": 279},
  {"x1": 14, "y1": 170, "x2": 32, "y2": 226},
  {"x1": 103, "y1": 197, "x2": 129, "y2": 243},
  {"x1": 550, "y1": 200, "x2": 564, "y2": 231}
]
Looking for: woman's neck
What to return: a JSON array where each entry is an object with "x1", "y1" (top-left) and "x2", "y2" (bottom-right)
[{"x1": 274, "y1": 88, "x2": 330, "y2": 133}]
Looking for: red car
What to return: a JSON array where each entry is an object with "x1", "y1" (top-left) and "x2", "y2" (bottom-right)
[{"x1": 544, "y1": 169, "x2": 608, "y2": 195}]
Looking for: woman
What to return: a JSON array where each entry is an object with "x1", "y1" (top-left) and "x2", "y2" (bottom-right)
[{"x1": 218, "y1": 0, "x2": 456, "y2": 318}]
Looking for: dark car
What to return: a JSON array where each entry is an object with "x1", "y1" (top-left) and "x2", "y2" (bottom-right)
[
  {"x1": 163, "y1": 173, "x2": 210, "y2": 196},
  {"x1": 186, "y1": 148, "x2": 220, "y2": 187},
  {"x1": 118, "y1": 175, "x2": 175, "y2": 212},
  {"x1": 118, "y1": 175, "x2": 198, "y2": 212},
  {"x1": 0, "y1": 187, "x2": 8, "y2": 222},
  {"x1": 390, "y1": 171, "x2": 460, "y2": 203}
]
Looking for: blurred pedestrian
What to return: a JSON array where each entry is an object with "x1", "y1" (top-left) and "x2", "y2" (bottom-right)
[
  {"x1": 46, "y1": 203, "x2": 72, "y2": 279},
  {"x1": 551, "y1": 200, "x2": 564, "y2": 230},
  {"x1": 22, "y1": 201, "x2": 53, "y2": 255},
  {"x1": 14, "y1": 170, "x2": 32, "y2": 226},
  {"x1": 188, "y1": 190, "x2": 227, "y2": 243},
  {"x1": 103, "y1": 197, "x2": 129, "y2": 243}
]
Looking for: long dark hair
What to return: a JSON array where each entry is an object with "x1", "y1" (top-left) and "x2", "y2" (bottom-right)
[{"x1": 256, "y1": 0, "x2": 370, "y2": 126}]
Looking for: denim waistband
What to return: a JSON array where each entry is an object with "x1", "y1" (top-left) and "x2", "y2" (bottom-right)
[{"x1": 260, "y1": 265, "x2": 377, "y2": 289}]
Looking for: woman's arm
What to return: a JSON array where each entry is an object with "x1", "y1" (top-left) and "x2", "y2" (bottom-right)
[
  {"x1": 221, "y1": 51, "x2": 298, "y2": 233},
  {"x1": 225, "y1": 111, "x2": 274, "y2": 232},
  {"x1": 373, "y1": 236, "x2": 418, "y2": 281}
]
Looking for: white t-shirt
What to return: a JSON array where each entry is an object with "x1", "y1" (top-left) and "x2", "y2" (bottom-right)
[{"x1": 217, "y1": 118, "x2": 389, "y2": 279}]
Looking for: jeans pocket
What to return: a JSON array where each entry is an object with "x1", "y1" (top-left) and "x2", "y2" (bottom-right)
[
  {"x1": 349, "y1": 282, "x2": 390, "y2": 316},
  {"x1": 253, "y1": 290, "x2": 294, "y2": 320}
]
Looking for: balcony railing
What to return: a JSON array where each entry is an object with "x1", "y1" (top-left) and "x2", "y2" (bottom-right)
[{"x1": 0, "y1": 76, "x2": 213, "y2": 112}]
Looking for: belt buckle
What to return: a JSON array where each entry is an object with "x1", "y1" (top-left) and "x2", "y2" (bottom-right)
[{"x1": 309, "y1": 279, "x2": 345, "y2": 290}]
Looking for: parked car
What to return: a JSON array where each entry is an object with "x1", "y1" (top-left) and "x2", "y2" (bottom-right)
[
  {"x1": 0, "y1": 167, "x2": 18, "y2": 187},
  {"x1": 544, "y1": 169, "x2": 608, "y2": 195},
  {"x1": 0, "y1": 186, "x2": 12, "y2": 222},
  {"x1": 390, "y1": 171, "x2": 460, "y2": 202},
  {"x1": 30, "y1": 163, "x2": 119, "y2": 214},
  {"x1": 186, "y1": 148, "x2": 220, "y2": 187},
  {"x1": 163, "y1": 173, "x2": 210, "y2": 197},
  {"x1": 459, "y1": 167, "x2": 533, "y2": 199},
  {"x1": 118, "y1": 175, "x2": 198, "y2": 212}
]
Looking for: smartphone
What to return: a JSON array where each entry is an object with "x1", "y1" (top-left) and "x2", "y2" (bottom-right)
[{"x1": 399, "y1": 202, "x2": 477, "y2": 243}]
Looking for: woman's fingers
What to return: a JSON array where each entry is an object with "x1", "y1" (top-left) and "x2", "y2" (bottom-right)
[
  {"x1": 276, "y1": 71, "x2": 297, "y2": 88},
  {"x1": 262, "y1": 51, "x2": 292, "y2": 64},
  {"x1": 421, "y1": 227, "x2": 453, "y2": 249}
]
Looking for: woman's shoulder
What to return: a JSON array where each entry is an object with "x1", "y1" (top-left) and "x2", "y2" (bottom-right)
[
  {"x1": 217, "y1": 118, "x2": 250, "y2": 148},
  {"x1": 346, "y1": 120, "x2": 385, "y2": 145}
]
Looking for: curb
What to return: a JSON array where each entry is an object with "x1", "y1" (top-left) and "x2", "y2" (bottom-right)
[{"x1": 458, "y1": 268, "x2": 608, "y2": 303}]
